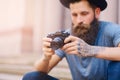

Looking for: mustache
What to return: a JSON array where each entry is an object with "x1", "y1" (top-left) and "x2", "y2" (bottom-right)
[
  {"x1": 74, "y1": 23, "x2": 90, "y2": 30},
  {"x1": 72, "y1": 23, "x2": 91, "y2": 36}
]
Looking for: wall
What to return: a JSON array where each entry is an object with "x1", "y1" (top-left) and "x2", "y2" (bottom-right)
[
  {"x1": 0, "y1": 0, "x2": 25, "y2": 56},
  {"x1": 0, "y1": 0, "x2": 119, "y2": 56}
]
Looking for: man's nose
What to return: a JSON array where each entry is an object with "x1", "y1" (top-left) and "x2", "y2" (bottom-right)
[{"x1": 77, "y1": 15, "x2": 83, "y2": 24}]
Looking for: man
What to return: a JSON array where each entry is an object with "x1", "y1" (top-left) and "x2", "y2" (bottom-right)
[{"x1": 22, "y1": 0, "x2": 120, "y2": 80}]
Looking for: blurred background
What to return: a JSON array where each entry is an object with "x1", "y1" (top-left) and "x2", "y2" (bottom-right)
[{"x1": 0, "y1": 0, "x2": 120, "y2": 80}]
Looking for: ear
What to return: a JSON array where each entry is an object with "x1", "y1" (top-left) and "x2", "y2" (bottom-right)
[{"x1": 95, "y1": 8, "x2": 101, "y2": 19}]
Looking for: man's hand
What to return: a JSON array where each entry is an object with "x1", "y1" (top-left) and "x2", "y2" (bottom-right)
[
  {"x1": 62, "y1": 35, "x2": 97, "y2": 57},
  {"x1": 34, "y1": 37, "x2": 56, "y2": 73},
  {"x1": 42, "y1": 37, "x2": 55, "y2": 60}
]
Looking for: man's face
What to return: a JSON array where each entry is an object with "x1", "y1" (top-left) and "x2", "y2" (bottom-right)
[
  {"x1": 70, "y1": 0, "x2": 100, "y2": 45},
  {"x1": 70, "y1": 0, "x2": 99, "y2": 34}
]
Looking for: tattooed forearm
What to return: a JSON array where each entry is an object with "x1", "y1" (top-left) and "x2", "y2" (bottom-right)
[
  {"x1": 77, "y1": 39, "x2": 105, "y2": 57},
  {"x1": 89, "y1": 46, "x2": 105, "y2": 56}
]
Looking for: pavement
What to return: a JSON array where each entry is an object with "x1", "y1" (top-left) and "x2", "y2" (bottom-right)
[
  {"x1": 0, "y1": 73, "x2": 22, "y2": 80},
  {"x1": 0, "y1": 54, "x2": 72, "y2": 80}
]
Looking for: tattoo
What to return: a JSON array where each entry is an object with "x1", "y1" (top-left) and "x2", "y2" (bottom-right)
[
  {"x1": 77, "y1": 40, "x2": 105, "y2": 57},
  {"x1": 91, "y1": 46, "x2": 105, "y2": 56}
]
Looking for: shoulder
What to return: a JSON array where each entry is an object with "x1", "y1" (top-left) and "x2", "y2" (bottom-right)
[
  {"x1": 99, "y1": 21, "x2": 120, "y2": 29},
  {"x1": 99, "y1": 21, "x2": 120, "y2": 34},
  {"x1": 98, "y1": 21, "x2": 120, "y2": 46}
]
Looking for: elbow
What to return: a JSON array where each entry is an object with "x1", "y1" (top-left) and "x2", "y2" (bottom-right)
[
  {"x1": 33, "y1": 60, "x2": 49, "y2": 73},
  {"x1": 34, "y1": 61, "x2": 40, "y2": 71}
]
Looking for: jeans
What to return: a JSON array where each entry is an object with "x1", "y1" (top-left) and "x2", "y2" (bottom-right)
[
  {"x1": 107, "y1": 61, "x2": 120, "y2": 80},
  {"x1": 22, "y1": 71, "x2": 59, "y2": 80}
]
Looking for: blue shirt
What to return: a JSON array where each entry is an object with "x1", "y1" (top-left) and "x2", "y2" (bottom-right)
[{"x1": 55, "y1": 21, "x2": 120, "y2": 80}]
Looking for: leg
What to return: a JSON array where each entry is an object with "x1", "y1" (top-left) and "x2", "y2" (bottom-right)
[
  {"x1": 107, "y1": 62, "x2": 120, "y2": 80},
  {"x1": 22, "y1": 71, "x2": 59, "y2": 80}
]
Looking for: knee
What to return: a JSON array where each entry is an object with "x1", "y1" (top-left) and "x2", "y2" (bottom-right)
[
  {"x1": 22, "y1": 71, "x2": 59, "y2": 80},
  {"x1": 22, "y1": 71, "x2": 43, "y2": 80}
]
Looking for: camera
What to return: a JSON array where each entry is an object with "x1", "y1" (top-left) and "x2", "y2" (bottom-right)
[{"x1": 47, "y1": 31, "x2": 70, "y2": 50}]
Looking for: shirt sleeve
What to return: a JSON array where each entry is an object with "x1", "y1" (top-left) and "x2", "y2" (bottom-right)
[
  {"x1": 55, "y1": 49, "x2": 66, "y2": 58},
  {"x1": 113, "y1": 25, "x2": 120, "y2": 47}
]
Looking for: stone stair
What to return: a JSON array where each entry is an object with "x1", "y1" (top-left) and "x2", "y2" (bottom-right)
[{"x1": 0, "y1": 54, "x2": 72, "y2": 80}]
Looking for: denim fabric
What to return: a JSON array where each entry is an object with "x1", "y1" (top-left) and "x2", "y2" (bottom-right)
[
  {"x1": 55, "y1": 21, "x2": 120, "y2": 80},
  {"x1": 107, "y1": 62, "x2": 120, "y2": 80},
  {"x1": 22, "y1": 71, "x2": 59, "y2": 80}
]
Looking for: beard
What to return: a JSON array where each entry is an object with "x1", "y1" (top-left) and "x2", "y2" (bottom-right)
[{"x1": 71, "y1": 18, "x2": 99, "y2": 45}]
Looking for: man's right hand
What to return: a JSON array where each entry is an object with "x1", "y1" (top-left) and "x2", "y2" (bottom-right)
[
  {"x1": 34, "y1": 37, "x2": 55, "y2": 73},
  {"x1": 42, "y1": 37, "x2": 55, "y2": 60}
]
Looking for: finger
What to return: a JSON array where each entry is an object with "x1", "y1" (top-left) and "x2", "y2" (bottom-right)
[
  {"x1": 66, "y1": 44, "x2": 81, "y2": 54},
  {"x1": 62, "y1": 41, "x2": 76, "y2": 50},
  {"x1": 63, "y1": 40, "x2": 82, "y2": 54},
  {"x1": 42, "y1": 37, "x2": 52, "y2": 47},
  {"x1": 64, "y1": 46, "x2": 76, "y2": 53},
  {"x1": 64, "y1": 35, "x2": 77, "y2": 43},
  {"x1": 42, "y1": 47, "x2": 53, "y2": 52},
  {"x1": 43, "y1": 41, "x2": 51, "y2": 47},
  {"x1": 43, "y1": 37, "x2": 52, "y2": 42}
]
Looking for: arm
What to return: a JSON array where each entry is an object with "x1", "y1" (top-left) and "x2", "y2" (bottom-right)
[
  {"x1": 62, "y1": 35, "x2": 120, "y2": 61},
  {"x1": 34, "y1": 37, "x2": 62, "y2": 73},
  {"x1": 34, "y1": 54, "x2": 62, "y2": 73},
  {"x1": 93, "y1": 44, "x2": 120, "y2": 61}
]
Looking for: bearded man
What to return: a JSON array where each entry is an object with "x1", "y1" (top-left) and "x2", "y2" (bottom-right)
[{"x1": 22, "y1": 0, "x2": 120, "y2": 80}]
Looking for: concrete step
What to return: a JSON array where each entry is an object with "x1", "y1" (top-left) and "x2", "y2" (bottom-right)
[
  {"x1": 0, "y1": 54, "x2": 72, "y2": 80},
  {"x1": 0, "y1": 73, "x2": 22, "y2": 80},
  {"x1": 0, "y1": 64, "x2": 72, "y2": 80}
]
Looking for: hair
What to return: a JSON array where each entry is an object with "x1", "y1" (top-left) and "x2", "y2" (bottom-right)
[{"x1": 71, "y1": 18, "x2": 99, "y2": 45}]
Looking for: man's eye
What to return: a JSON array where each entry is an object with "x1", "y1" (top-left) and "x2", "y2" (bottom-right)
[
  {"x1": 72, "y1": 13, "x2": 77, "y2": 17},
  {"x1": 81, "y1": 12, "x2": 89, "y2": 16}
]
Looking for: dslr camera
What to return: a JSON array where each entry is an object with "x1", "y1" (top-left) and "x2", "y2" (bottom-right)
[{"x1": 47, "y1": 31, "x2": 70, "y2": 50}]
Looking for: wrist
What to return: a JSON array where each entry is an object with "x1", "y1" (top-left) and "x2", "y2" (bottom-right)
[
  {"x1": 89, "y1": 46, "x2": 97, "y2": 57},
  {"x1": 43, "y1": 54, "x2": 52, "y2": 61},
  {"x1": 78, "y1": 45, "x2": 97, "y2": 57}
]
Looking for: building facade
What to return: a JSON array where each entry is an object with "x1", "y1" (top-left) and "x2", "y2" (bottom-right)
[{"x1": 0, "y1": 0, "x2": 120, "y2": 56}]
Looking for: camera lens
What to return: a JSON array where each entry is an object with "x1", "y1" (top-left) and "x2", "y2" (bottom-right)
[{"x1": 51, "y1": 37, "x2": 64, "y2": 50}]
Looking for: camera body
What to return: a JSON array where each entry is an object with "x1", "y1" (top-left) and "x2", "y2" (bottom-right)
[{"x1": 47, "y1": 31, "x2": 70, "y2": 50}]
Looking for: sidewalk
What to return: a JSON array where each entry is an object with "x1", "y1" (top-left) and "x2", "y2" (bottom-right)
[
  {"x1": 0, "y1": 73, "x2": 22, "y2": 80},
  {"x1": 0, "y1": 54, "x2": 71, "y2": 80}
]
